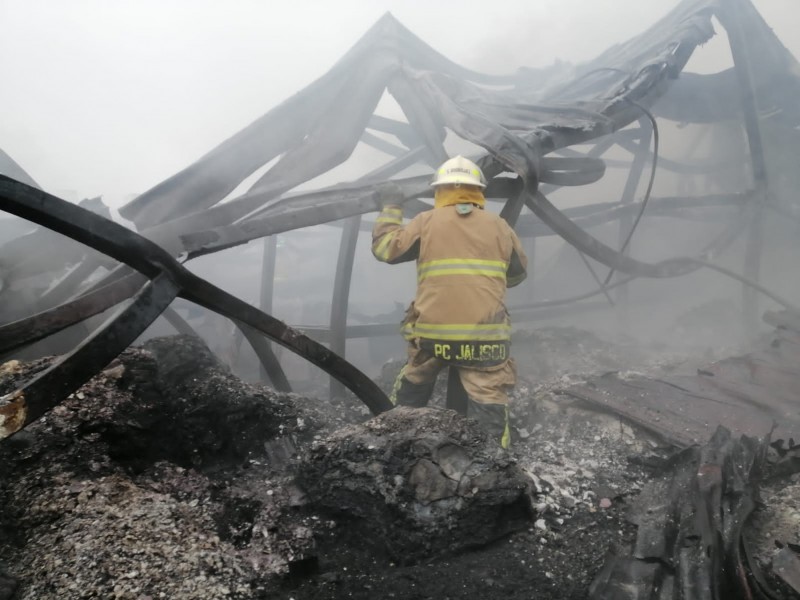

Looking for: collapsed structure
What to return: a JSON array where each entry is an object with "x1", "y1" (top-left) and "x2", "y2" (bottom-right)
[
  {"x1": 1, "y1": 0, "x2": 800, "y2": 597},
  {"x1": 2, "y1": 0, "x2": 800, "y2": 428}
]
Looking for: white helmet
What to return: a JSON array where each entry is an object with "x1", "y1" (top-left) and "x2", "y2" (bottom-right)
[{"x1": 430, "y1": 155, "x2": 487, "y2": 189}]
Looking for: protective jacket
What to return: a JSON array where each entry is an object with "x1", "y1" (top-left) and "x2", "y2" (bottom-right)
[{"x1": 372, "y1": 199, "x2": 527, "y2": 365}]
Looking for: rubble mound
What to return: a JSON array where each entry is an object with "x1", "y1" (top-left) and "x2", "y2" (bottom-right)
[
  {"x1": 0, "y1": 335, "x2": 331, "y2": 599},
  {"x1": 112, "y1": 334, "x2": 319, "y2": 472},
  {"x1": 298, "y1": 406, "x2": 534, "y2": 561},
  {"x1": 5, "y1": 331, "x2": 797, "y2": 599}
]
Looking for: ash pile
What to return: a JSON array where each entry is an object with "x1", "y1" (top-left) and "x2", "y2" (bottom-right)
[{"x1": 1, "y1": 332, "x2": 800, "y2": 600}]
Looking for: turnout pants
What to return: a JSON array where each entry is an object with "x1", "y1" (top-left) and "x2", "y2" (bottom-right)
[{"x1": 391, "y1": 341, "x2": 516, "y2": 448}]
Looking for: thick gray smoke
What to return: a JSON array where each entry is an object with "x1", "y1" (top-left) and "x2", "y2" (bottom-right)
[{"x1": 1, "y1": 0, "x2": 799, "y2": 385}]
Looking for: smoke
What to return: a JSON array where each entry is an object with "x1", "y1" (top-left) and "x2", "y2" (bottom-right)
[{"x1": 2, "y1": 0, "x2": 799, "y2": 384}]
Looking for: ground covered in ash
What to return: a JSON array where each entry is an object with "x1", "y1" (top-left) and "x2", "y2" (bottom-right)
[{"x1": 0, "y1": 329, "x2": 795, "y2": 599}]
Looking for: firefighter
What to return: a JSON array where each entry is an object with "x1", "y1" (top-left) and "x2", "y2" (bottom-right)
[{"x1": 372, "y1": 155, "x2": 527, "y2": 448}]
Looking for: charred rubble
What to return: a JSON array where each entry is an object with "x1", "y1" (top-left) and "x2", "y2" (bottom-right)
[
  {"x1": 3, "y1": 0, "x2": 800, "y2": 431},
  {"x1": 1, "y1": 326, "x2": 800, "y2": 599},
  {"x1": 2, "y1": 0, "x2": 800, "y2": 598}
]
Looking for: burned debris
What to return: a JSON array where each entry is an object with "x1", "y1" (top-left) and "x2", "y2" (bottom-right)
[
  {"x1": 2, "y1": 0, "x2": 800, "y2": 598},
  {"x1": 591, "y1": 427, "x2": 777, "y2": 599},
  {"x1": 2, "y1": 323, "x2": 799, "y2": 599},
  {"x1": 299, "y1": 406, "x2": 534, "y2": 561}
]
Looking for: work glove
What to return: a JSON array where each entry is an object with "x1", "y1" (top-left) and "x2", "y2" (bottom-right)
[{"x1": 374, "y1": 182, "x2": 405, "y2": 211}]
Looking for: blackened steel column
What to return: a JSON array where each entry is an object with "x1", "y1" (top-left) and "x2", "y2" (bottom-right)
[
  {"x1": 615, "y1": 119, "x2": 652, "y2": 326},
  {"x1": 720, "y1": 0, "x2": 770, "y2": 339},
  {"x1": 258, "y1": 235, "x2": 279, "y2": 383},
  {"x1": 329, "y1": 215, "x2": 361, "y2": 399}
]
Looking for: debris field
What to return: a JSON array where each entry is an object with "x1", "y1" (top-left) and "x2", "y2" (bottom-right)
[{"x1": 1, "y1": 324, "x2": 799, "y2": 600}]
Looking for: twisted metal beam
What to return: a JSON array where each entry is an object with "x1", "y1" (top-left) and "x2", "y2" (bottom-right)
[
  {"x1": 0, "y1": 272, "x2": 144, "y2": 356},
  {"x1": 0, "y1": 176, "x2": 392, "y2": 440}
]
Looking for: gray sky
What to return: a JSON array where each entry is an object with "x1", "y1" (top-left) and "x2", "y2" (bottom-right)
[{"x1": 1, "y1": 0, "x2": 797, "y2": 208}]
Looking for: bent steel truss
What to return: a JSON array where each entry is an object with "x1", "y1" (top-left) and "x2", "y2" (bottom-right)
[{"x1": 0, "y1": 178, "x2": 392, "y2": 438}]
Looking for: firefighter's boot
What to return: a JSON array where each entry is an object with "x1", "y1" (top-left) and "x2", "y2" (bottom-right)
[{"x1": 467, "y1": 398, "x2": 510, "y2": 449}]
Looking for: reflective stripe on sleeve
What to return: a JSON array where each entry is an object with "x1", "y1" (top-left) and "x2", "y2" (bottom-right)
[
  {"x1": 373, "y1": 231, "x2": 398, "y2": 261},
  {"x1": 376, "y1": 207, "x2": 403, "y2": 225},
  {"x1": 381, "y1": 207, "x2": 403, "y2": 217}
]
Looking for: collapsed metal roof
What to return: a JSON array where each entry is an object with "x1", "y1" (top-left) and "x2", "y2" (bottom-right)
[
  {"x1": 1, "y1": 0, "x2": 800, "y2": 438},
  {"x1": 564, "y1": 308, "x2": 800, "y2": 443}
]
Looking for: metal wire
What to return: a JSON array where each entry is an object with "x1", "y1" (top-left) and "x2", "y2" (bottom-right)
[{"x1": 602, "y1": 100, "x2": 660, "y2": 287}]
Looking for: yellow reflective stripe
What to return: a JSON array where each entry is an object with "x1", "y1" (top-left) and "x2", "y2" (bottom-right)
[
  {"x1": 419, "y1": 268, "x2": 505, "y2": 281},
  {"x1": 417, "y1": 258, "x2": 507, "y2": 282},
  {"x1": 413, "y1": 323, "x2": 511, "y2": 331},
  {"x1": 389, "y1": 365, "x2": 406, "y2": 405},
  {"x1": 419, "y1": 258, "x2": 507, "y2": 268},
  {"x1": 377, "y1": 207, "x2": 403, "y2": 224},
  {"x1": 500, "y1": 406, "x2": 510, "y2": 449},
  {"x1": 410, "y1": 323, "x2": 511, "y2": 341},
  {"x1": 373, "y1": 231, "x2": 397, "y2": 261},
  {"x1": 418, "y1": 332, "x2": 510, "y2": 341}
]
